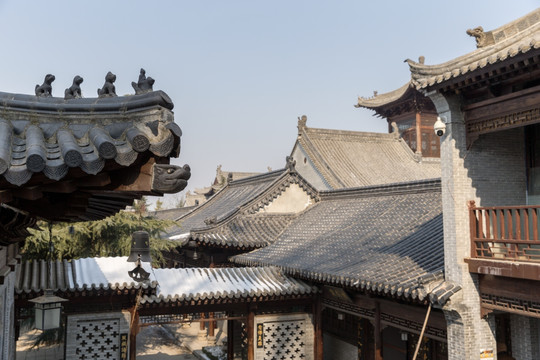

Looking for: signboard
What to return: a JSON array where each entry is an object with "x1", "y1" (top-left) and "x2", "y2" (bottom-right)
[
  {"x1": 120, "y1": 334, "x2": 128, "y2": 360},
  {"x1": 257, "y1": 323, "x2": 264, "y2": 348}
]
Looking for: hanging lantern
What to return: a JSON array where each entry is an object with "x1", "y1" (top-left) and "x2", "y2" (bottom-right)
[
  {"x1": 29, "y1": 289, "x2": 67, "y2": 331},
  {"x1": 127, "y1": 231, "x2": 152, "y2": 263}
]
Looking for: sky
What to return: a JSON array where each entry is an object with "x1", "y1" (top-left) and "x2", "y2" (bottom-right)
[{"x1": 0, "y1": 1, "x2": 537, "y2": 209}]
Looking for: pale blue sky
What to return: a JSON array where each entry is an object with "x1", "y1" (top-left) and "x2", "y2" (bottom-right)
[{"x1": 0, "y1": 1, "x2": 537, "y2": 208}]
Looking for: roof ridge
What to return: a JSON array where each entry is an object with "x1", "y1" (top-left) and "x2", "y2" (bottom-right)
[
  {"x1": 304, "y1": 126, "x2": 395, "y2": 140},
  {"x1": 228, "y1": 168, "x2": 285, "y2": 186},
  {"x1": 319, "y1": 178, "x2": 441, "y2": 199},
  {"x1": 191, "y1": 171, "x2": 317, "y2": 233},
  {"x1": 408, "y1": 8, "x2": 540, "y2": 88}
]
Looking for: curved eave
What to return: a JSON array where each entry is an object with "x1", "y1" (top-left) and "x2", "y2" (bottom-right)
[
  {"x1": 408, "y1": 16, "x2": 540, "y2": 90},
  {"x1": 0, "y1": 90, "x2": 173, "y2": 114},
  {"x1": 231, "y1": 256, "x2": 458, "y2": 306},
  {"x1": 355, "y1": 82, "x2": 412, "y2": 109}
]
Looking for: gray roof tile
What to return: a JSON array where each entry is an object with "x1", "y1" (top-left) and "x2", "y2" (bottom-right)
[
  {"x1": 296, "y1": 127, "x2": 440, "y2": 189},
  {"x1": 408, "y1": 8, "x2": 540, "y2": 89},
  {"x1": 0, "y1": 90, "x2": 179, "y2": 186},
  {"x1": 233, "y1": 179, "x2": 459, "y2": 304}
]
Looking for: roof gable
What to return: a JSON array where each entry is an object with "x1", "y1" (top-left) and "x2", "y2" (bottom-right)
[
  {"x1": 168, "y1": 170, "x2": 286, "y2": 239},
  {"x1": 293, "y1": 125, "x2": 440, "y2": 189},
  {"x1": 175, "y1": 170, "x2": 319, "y2": 248}
]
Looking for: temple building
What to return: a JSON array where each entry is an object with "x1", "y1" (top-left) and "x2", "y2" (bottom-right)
[{"x1": 401, "y1": 7, "x2": 540, "y2": 360}]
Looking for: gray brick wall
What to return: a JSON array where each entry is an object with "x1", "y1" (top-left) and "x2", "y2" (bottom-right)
[
  {"x1": 510, "y1": 315, "x2": 540, "y2": 360},
  {"x1": 429, "y1": 92, "x2": 501, "y2": 359},
  {"x1": 0, "y1": 272, "x2": 15, "y2": 360}
]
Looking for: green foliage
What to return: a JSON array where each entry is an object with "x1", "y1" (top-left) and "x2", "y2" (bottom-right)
[
  {"x1": 21, "y1": 211, "x2": 176, "y2": 266},
  {"x1": 155, "y1": 199, "x2": 163, "y2": 211}
]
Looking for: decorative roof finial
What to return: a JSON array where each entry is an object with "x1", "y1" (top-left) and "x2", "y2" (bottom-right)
[
  {"x1": 131, "y1": 68, "x2": 155, "y2": 94},
  {"x1": 286, "y1": 155, "x2": 296, "y2": 171},
  {"x1": 418, "y1": 56, "x2": 425, "y2": 64},
  {"x1": 35, "y1": 74, "x2": 55, "y2": 97},
  {"x1": 97, "y1": 71, "x2": 117, "y2": 97},
  {"x1": 466, "y1": 26, "x2": 493, "y2": 48},
  {"x1": 373, "y1": 91, "x2": 378, "y2": 97},
  {"x1": 297, "y1": 115, "x2": 307, "y2": 135},
  {"x1": 64, "y1": 76, "x2": 84, "y2": 100}
]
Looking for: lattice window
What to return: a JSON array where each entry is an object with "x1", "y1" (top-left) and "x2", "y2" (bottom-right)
[
  {"x1": 74, "y1": 319, "x2": 120, "y2": 359},
  {"x1": 262, "y1": 320, "x2": 306, "y2": 360}
]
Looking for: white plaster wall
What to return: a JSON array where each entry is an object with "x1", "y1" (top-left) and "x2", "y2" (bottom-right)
[
  {"x1": 261, "y1": 183, "x2": 312, "y2": 213},
  {"x1": 291, "y1": 144, "x2": 332, "y2": 191}
]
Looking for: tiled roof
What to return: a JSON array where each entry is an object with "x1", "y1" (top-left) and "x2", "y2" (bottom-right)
[
  {"x1": 408, "y1": 8, "x2": 540, "y2": 89},
  {"x1": 143, "y1": 266, "x2": 316, "y2": 304},
  {"x1": 233, "y1": 179, "x2": 459, "y2": 305},
  {"x1": 0, "y1": 90, "x2": 180, "y2": 187},
  {"x1": 15, "y1": 256, "x2": 316, "y2": 303},
  {"x1": 191, "y1": 213, "x2": 297, "y2": 249},
  {"x1": 167, "y1": 170, "x2": 285, "y2": 239},
  {"x1": 16, "y1": 257, "x2": 157, "y2": 294},
  {"x1": 149, "y1": 206, "x2": 196, "y2": 221},
  {"x1": 355, "y1": 82, "x2": 412, "y2": 109},
  {"x1": 296, "y1": 127, "x2": 440, "y2": 189}
]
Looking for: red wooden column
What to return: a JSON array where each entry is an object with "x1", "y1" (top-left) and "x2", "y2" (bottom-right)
[
  {"x1": 374, "y1": 301, "x2": 383, "y2": 360},
  {"x1": 208, "y1": 312, "x2": 215, "y2": 337},
  {"x1": 200, "y1": 313, "x2": 206, "y2": 331},
  {"x1": 129, "y1": 310, "x2": 139, "y2": 360},
  {"x1": 227, "y1": 319, "x2": 234, "y2": 360},
  {"x1": 247, "y1": 307, "x2": 255, "y2": 360},
  {"x1": 313, "y1": 295, "x2": 323, "y2": 360},
  {"x1": 415, "y1": 112, "x2": 422, "y2": 156}
]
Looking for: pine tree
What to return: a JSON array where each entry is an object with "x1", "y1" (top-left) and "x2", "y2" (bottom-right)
[{"x1": 21, "y1": 211, "x2": 176, "y2": 266}]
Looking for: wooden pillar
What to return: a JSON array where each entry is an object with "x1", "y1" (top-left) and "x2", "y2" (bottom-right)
[
  {"x1": 129, "y1": 310, "x2": 139, "y2": 360},
  {"x1": 209, "y1": 312, "x2": 215, "y2": 337},
  {"x1": 374, "y1": 301, "x2": 383, "y2": 360},
  {"x1": 200, "y1": 313, "x2": 206, "y2": 331},
  {"x1": 247, "y1": 307, "x2": 255, "y2": 360},
  {"x1": 227, "y1": 319, "x2": 234, "y2": 360},
  {"x1": 313, "y1": 295, "x2": 323, "y2": 360},
  {"x1": 415, "y1": 112, "x2": 422, "y2": 156}
]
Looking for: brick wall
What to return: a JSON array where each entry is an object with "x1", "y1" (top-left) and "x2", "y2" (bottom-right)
[
  {"x1": 0, "y1": 272, "x2": 15, "y2": 360},
  {"x1": 429, "y1": 92, "x2": 501, "y2": 359},
  {"x1": 510, "y1": 315, "x2": 540, "y2": 360}
]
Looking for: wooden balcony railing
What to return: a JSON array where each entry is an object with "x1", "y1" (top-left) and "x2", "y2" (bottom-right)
[{"x1": 469, "y1": 201, "x2": 540, "y2": 262}]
